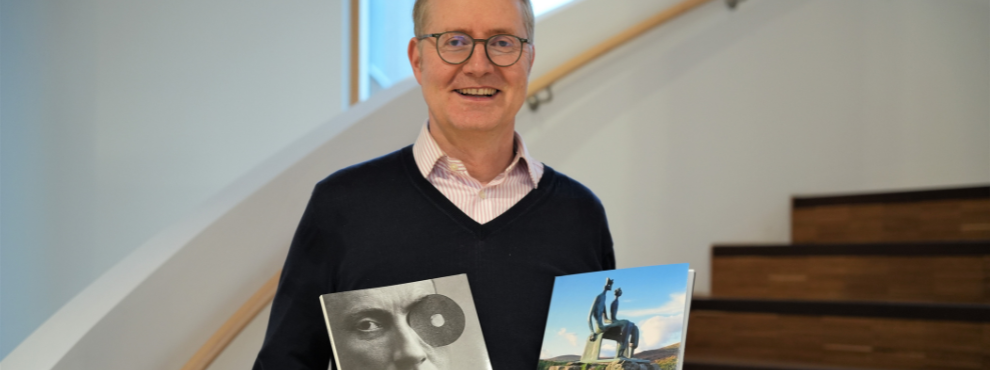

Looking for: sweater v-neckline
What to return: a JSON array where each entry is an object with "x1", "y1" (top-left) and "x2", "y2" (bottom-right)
[{"x1": 400, "y1": 146, "x2": 554, "y2": 239}]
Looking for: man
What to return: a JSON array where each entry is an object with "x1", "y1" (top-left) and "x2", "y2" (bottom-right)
[{"x1": 253, "y1": 0, "x2": 614, "y2": 368}]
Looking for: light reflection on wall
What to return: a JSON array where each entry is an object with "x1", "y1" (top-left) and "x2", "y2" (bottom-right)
[{"x1": 533, "y1": 0, "x2": 578, "y2": 16}]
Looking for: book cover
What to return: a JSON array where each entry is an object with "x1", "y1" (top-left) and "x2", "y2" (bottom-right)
[
  {"x1": 320, "y1": 274, "x2": 492, "y2": 370},
  {"x1": 537, "y1": 264, "x2": 696, "y2": 370}
]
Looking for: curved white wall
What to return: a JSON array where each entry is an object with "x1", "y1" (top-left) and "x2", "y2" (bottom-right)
[
  {"x1": 1, "y1": 79, "x2": 426, "y2": 370},
  {"x1": 0, "y1": 0, "x2": 346, "y2": 360},
  {"x1": 3, "y1": 0, "x2": 988, "y2": 369}
]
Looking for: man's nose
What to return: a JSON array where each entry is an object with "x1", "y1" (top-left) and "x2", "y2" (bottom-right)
[
  {"x1": 391, "y1": 322, "x2": 429, "y2": 369},
  {"x1": 462, "y1": 40, "x2": 495, "y2": 75}
]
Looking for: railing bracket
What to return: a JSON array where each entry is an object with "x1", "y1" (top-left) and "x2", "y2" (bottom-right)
[{"x1": 527, "y1": 85, "x2": 554, "y2": 111}]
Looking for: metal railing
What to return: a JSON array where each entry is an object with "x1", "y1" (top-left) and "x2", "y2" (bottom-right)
[{"x1": 526, "y1": 0, "x2": 715, "y2": 110}]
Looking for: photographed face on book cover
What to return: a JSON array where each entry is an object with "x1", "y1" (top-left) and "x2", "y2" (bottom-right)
[{"x1": 326, "y1": 281, "x2": 450, "y2": 370}]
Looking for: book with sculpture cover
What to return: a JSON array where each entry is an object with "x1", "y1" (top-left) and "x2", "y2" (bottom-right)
[
  {"x1": 537, "y1": 264, "x2": 696, "y2": 370},
  {"x1": 319, "y1": 274, "x2": 492, "y2": 370}
]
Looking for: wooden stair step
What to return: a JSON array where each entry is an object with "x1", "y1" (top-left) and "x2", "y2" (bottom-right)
[
  {"x1": 685, "y1": 298, "x2": 990, "y2": 370},
  {"x1": 685, "y1": 357, "x2": 885, "y2": 370},
  {"x1": 711, "y1": 242, "x2": 990, "y2": 303},
  {"x1": 691, "y1": 297, "x2": 990, "y2": 321},
  {"x1": 792, "y1": 185, "x2": 990, "y2": 244}
]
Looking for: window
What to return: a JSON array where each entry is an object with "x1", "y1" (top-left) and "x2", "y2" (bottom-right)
[{"x1": 367, "y1": 0, "x2": 416, "y2": 97}]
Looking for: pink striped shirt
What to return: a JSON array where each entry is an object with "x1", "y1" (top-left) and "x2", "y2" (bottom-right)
[{"x1": 412, "y1": 122, "x2": 544, "y2": 224}]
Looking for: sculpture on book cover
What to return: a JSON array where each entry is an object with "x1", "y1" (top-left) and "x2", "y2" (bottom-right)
[
  {"x1": 587, "y1": 277, "x2": 614, "y2": 335},
  {"x1": 583, "y1": 279, "x2": 644, "y2": 362},
  {"x1": 547, "y1": 277, "x2": 658, "y2": 370}
]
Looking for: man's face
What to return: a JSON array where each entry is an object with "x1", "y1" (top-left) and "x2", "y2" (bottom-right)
[
  {"x1": 327, "y1": 281, "x2": 449, "y2": 370},
  {"x1": 408, "y1": 0, "x2": 534, "y2": 134}
]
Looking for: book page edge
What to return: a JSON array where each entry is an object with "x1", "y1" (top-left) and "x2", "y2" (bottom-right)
[
  {"x1": 320, "y1": 295, "x2": 345, "y2": 370},
  {"x1": 676, "y1": 269, "x2": 696, "y2": 370}
]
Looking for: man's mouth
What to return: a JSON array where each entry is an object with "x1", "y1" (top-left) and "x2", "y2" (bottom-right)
[{"x1": 455, "y1": 88, "x2": 498, "y2": 97}]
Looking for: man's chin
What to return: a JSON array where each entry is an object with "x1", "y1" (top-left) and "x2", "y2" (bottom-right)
[{"x1": 445, "y1": 115, "x2": 509, "y2": 133}]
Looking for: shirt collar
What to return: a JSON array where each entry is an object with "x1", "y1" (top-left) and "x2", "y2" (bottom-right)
[{"x1": 412, "y1": 120, "x2": 544, "y2": 188}]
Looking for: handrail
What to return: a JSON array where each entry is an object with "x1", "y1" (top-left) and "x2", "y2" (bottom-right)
[
  {"x1": 183, "y1": 1, "x2": 717, "y2": 368},
  {"x1": 180, "y1": 271, "x2": 280, "y2": 370},
  {"x1": 349, "y1": 0, "x2": 361, "y2": 106},
  {"x1": 526, "y1": 0, "x2": 713, "y2": 98}
]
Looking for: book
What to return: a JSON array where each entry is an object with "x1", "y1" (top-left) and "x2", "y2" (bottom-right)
[
  {"x1": 319, "y1": 274, "x2": 492, "y2": 370},
  {"x1": 537, "y1": 264, "x2": 696, "y2": 370}
]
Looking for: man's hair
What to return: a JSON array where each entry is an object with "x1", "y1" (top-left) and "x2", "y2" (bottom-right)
[{"x1": 413, "y1": 0, "x2": 535, "y2": 43}]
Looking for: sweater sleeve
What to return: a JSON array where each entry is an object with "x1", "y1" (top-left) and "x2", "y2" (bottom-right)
[
  {"x1": 253, "y1": 186, "x2": 334, "y2": 370},
  {"x1": 600, "y1": 209, "x2": 616, "y2": 270}
]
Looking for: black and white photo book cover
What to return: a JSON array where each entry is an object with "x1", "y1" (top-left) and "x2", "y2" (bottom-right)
[{"x1": 319, "y1": 274, "x2": 492, "y2": 370}]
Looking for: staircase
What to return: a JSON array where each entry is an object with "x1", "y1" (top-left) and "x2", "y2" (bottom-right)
[{"x1": 683, "y1": 185, "x2": 990, "y2": 370}]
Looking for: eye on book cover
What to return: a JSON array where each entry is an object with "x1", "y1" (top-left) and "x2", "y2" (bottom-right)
[
  {"x1": 537, "y1": 264, "x2": 695, "y2": 370},
  {"x1": 320, "y1": 274, "x2": 492, "y2": 370}
]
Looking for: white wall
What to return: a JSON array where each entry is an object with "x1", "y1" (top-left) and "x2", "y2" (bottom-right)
[
  {"x1": 0, "y1": 0, "x2": 345, "y2": 360},
  {"x1": 517, "y1": 0, "x2": 990, "y2": 294}
]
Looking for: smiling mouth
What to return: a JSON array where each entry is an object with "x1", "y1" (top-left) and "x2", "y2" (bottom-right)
[{"x1": 455, "y1": 88, "x2": 498, "y2": 97}]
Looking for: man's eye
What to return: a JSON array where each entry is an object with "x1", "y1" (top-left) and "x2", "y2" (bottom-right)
[
  {"x1": 355, "y1": 319, "x2": 383, "y2": 332},
  {"x1": 446, "y1": 37, "x2": 469, "y2": 47}
]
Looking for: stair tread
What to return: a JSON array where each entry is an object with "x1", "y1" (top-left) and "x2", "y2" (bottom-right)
[
  {"x1": 690, "y1": 297, "x2": 990, "y2": 322},
  {"x1": 685, "y1": 357, "x2": 887, "y2": 370},
  {"x1": 792, "y1": 185, "x2": 989, "y2": 207},
  {"x1": 712, "y1": 241, "x2": 989, "y2": 256}
]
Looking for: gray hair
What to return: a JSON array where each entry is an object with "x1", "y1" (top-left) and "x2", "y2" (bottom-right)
[{"x1": 413, "y1": 0, "x2": 535, "y2": 43}]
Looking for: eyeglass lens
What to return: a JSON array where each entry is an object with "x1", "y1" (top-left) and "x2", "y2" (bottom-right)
[{"x1": 437, "y1": 32, "x2": 523, "y2": 67}]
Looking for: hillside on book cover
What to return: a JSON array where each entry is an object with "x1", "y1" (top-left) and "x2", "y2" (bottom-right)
[
  {"x1": 538, "y1": 264, "x2": 694, "y2": 370},
  {"x1": 320, "y1": 274, "x2": 492, "y2": 370}
]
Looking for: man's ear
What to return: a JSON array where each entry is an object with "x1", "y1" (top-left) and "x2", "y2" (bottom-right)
[
  {"x1": 408, "y1": 37, "x2": 424, "y2": 85},
  {"x1": 526, "y1": 43, "x2": 536, "y2": 75}
]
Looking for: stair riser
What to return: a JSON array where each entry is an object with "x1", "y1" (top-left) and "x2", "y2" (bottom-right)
[
  {"x1": 793, "y1": 198, "x2": 990, "y2": 244},
  {"x1": 712, "y1": 255, "x2": 990, "y2": 303},
  {"x1": 686, "y1": 310, "x2": 989, "y2": 370}
]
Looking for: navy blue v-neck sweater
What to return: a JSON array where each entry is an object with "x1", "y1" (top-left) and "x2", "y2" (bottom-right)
[{"x1": 254, "y1": 146, "x2": 615, "y2": 370}]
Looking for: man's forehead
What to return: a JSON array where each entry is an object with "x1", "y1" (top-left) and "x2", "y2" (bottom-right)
[
  {"x1": 425, "y1": 0, "x2": 526, "y2": 36},
  {"x1": 329, "y1": 281, "x2": 435, "y2": 313}
]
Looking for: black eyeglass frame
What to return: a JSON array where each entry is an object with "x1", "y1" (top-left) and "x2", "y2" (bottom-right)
[{"x1": 416, "y1": 31, "x2": 530, "y2": 67}]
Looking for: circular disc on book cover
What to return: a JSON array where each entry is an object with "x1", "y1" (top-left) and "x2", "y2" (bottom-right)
[{"x1": 408, "y1": 294, "x2": 465, "y2": 347}]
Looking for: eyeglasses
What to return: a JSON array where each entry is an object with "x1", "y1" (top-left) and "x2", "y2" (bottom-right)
[{"x1": 416, "y1": 31, "x2": 529, "y2": 67}]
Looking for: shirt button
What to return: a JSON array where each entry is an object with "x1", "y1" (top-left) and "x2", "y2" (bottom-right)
[
  {"x1": 449, "y1": 164, "x2": 458, "y2": 171},
  {"x1": 479, "y1": 190, "x2": 487, "y2": 199}
]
